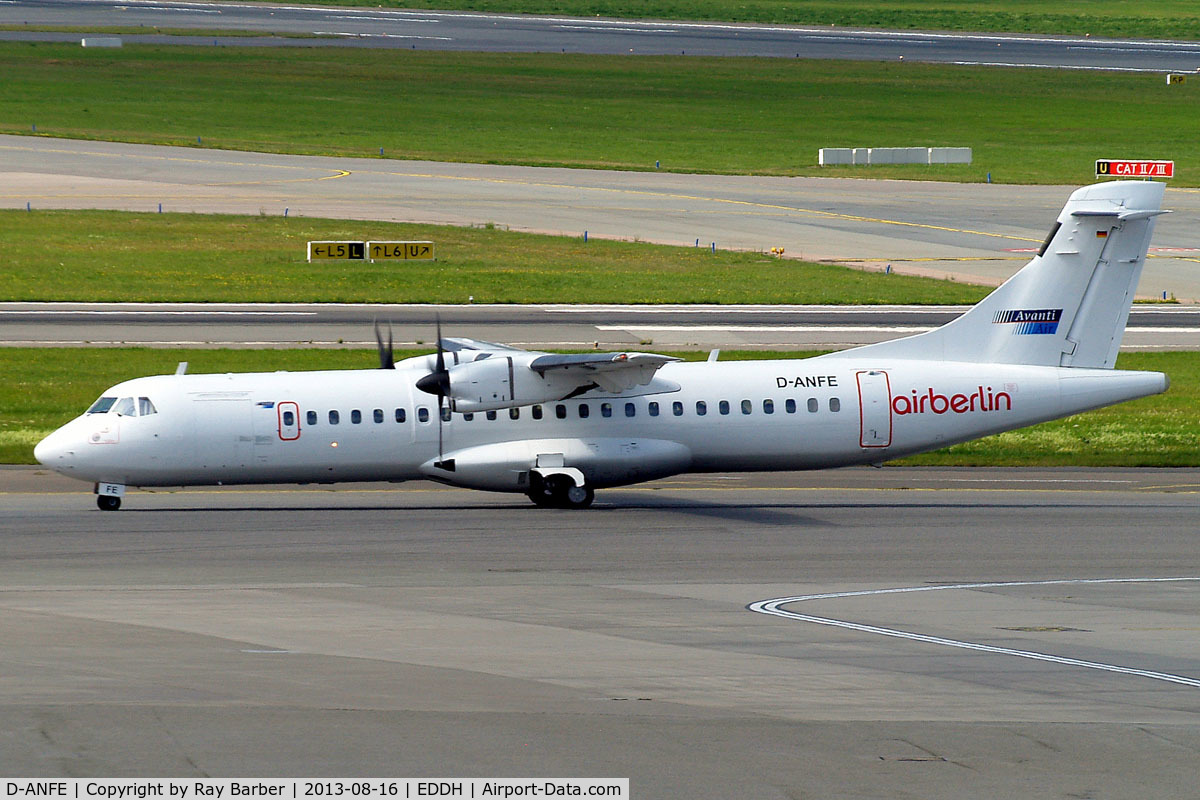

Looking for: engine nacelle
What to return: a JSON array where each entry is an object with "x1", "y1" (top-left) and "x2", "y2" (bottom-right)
[
  {"x1": 445, "y1": 355, "x2": 579, "y2": 413},
  {"x1": 419, "y1": 437, "x2": 693, "y2": 492}
]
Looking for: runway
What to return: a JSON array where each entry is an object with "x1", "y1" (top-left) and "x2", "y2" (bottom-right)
[
  {"x1": 6, "y1": 0, "x2": 1200, "y2": 72},
  {"x1": 3, "y1": 465, "x2": 1199, "y2": 793},
  {"x1": 5, "y1": 136, "x2": 1200, "y2": 301},
  {"x1": 5, "y1": 301, "x2": 1200, "y2": 351}
]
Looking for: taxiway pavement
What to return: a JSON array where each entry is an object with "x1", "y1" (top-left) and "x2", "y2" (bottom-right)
[
  {"x1": 4, "y1": 136, "x2": 1200, "y2": 301},
  {"x1": 6, "y1": 1, "x2": 1200, "y2": 71},
  {"x1": 3, "y1": 465, "x2": 1199, "y2": 796}
]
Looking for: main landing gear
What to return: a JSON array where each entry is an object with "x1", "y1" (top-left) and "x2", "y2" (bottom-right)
[
  {"x1": 97, "y1": 495, "x2": 121, "y2": 511},
  {"x1": 527, "y1": 474, "x2": 595, "y2": 509}
]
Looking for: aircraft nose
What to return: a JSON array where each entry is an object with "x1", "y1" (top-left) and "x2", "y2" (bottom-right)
[{"x1": 34, "y1": 428, "x2": 74, "y2": 469}]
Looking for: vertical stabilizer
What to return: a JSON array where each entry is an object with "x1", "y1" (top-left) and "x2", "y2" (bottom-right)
[{"x1": 839, "y1": 180, "x2": 1167, "y2": 368}]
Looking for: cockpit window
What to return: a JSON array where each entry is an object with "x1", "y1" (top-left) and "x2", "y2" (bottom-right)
[
  {"x1": 87, "y1": 396, "x2": 118, "y2": 414},
  {"x1": 114, "y1": 397, "x2": 136, "y2": 416},
  {"x1": 138, "y1": 397, "x2": 157, "y2": 416}
]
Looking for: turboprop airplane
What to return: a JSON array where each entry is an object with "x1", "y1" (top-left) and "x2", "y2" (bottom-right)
[{"x1": 36, "y1": 180, "x2": 1170, "y2": 510}]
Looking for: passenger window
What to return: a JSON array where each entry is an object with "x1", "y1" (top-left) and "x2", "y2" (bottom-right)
[
  {"x1": 351, "y1": 409, "x2": 362, "y2": 424},
  {"x1": 649, "y1": 402, "x2": 659, "y2": 417},
  {"x1": 785, "y1": 398, "x2": 796, "y2": 414},
  {"x1": 672, "y1": 401, "x2": 683, "y2": 417},
  {"x1": 282, "y1": 410, "x2": 295, "y2": 427},
  {"x1": 579, "y1": 404, "x2": 590, "y2": 419},
  {"x1": 87, "y1": 396, "x2": 118, "y2": 414},
  {"x1": 532, "y1": 405, "x2": 543, "y2": 420},
  {"x1": 555, "y1": 404, "x2": 567, "y2": 419},
  {"x1": 373, "y1": 408, "x2": 384, "y2": 424},
  {"x1": 601, "y1": 402, "x2": 612, "y2": 418},
  {"x1": 807, "y1": 398, "x2": 818, "y2": 413},
  {"x1": 719, "y1": 400, "x2": 730, "y2": 415},
  {"x1": 138, "y1": 397, "x2": 157, "y2": 416},
  {"x1": 696, "y1": 401, "x2": 707, "y2": 416},
  {"x1": 741, "y1": 399, "x2": 752, "y2": 415},
  {"x1": 395, "y1": 408, "x2": 406, "y2": 423},
  {"x1": 115, "y1": 397, "x2": 136, "y2": 416},
  {"x1": 463, "y1": 413, "x2": 474, "y2": 421},
  {"x1": 417, "y1": 408, "x2": 429, "y2": 423},
  {"x1": 830, "y1": 398, "x2": 841, "y2": 412},
  {"x1": 625, "y1": 402, "x2": 636, "y2": 418},
  {"x1": 442, "y1": 407, "x2": 452, "y2": 422},
  {"x1": 307, "y1": 410, "x2": 318, "y2": 426},
  {"x1": 763, "y1": 399, "x2": 775, "y2": 415},
  {"x1": 486, "y1": 410, "x2": 497, "y2": 421},
  {"x1": 510, "y1": 407, "x2": 520, "y2": 420},
  {"x1": 329, "y1": 410, "x2": 340, "y2": 425}
]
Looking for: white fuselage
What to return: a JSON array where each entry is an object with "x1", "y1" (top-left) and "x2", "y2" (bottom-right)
[{"x1": 34, "y1": 353, "x2": 1167, "y2": 492}]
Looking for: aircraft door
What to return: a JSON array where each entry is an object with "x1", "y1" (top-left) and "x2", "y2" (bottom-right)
[
  {"x1": 277, "y1": 401, "x2": 300, "y2": 441},
  {"x1": 193, "y1": 397, "x2": 253, "y2": 470},
  {"x1": 856, "y1": 370, "x2": 892, "y2": 448}
]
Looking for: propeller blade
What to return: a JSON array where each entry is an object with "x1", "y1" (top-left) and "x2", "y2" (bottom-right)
[
  {"x1": 435, "y1": 315, "x2": 445, "y2": 374},
  {"x1": 373, "y1": 319, "x2": 394, "y2": 370},
  {"x1": 437, "y1": 393, "x2": 445, "y2": 463}
]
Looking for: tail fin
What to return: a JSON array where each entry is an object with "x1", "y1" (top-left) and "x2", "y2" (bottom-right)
[{"x1": 842, "y1": 180, "x2": 1167, "y2": 368}]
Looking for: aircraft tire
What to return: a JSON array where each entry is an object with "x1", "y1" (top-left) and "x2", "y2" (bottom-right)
[
  {"x1": 563, "y1": 484, "x2": 595, "y2": 509},
  {"x1": 97, "y1": 495, "x2": 121, "y2": 511},
  {"x1": 527, "y1": 475, "x2": 594, "y2": 508}
]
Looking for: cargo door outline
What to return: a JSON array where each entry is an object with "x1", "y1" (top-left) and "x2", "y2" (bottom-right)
[
  {"x1": 277, "y1": 401, "x2": 300, "y2": 441},
  {"x1": 856, "y1": 370, "x2": 892, "y2": 448}
]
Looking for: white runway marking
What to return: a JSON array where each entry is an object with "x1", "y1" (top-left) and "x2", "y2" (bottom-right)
[
  {"x1": 0, "y1": 310, "x2": 316, "y2": 316},
  {"x1": 749, "y1": 577, "x2": 1200, "y2": 688}
]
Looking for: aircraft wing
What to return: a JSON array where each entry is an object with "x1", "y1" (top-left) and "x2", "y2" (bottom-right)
[
  {"x1": 440, "y1": 336, "x2": 533, "y2": 354},
  {"x1": 528, "y1": 352, "x2": 682, "y2": 393}
]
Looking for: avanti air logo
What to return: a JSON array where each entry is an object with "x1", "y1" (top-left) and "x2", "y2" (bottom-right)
[{"x1": 992, "y1": 308, "x2": 1062, "y2": 335}]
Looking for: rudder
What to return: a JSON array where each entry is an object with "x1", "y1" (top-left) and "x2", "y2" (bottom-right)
[{"x1": 840, "y1": 180, "x2": 1167, "y2": 368}]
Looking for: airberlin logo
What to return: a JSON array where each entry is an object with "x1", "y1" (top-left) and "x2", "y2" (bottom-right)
[
  {"x1": 992, "y1": 308, "x2": 1062, "y2": 335},
  {"x1": 893, "y1": 386, "x2": 1012, "y2": 416}
]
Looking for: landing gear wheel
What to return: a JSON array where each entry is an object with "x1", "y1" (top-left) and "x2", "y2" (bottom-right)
[
  {"x1": 97, "y1": 495, "x2": 121, "y2": 511},
  {"x1": 528, "y1": 475, "x2": 594, "y2": 509},
  {"x1": 563, "y1": 484, "x2": 595, "y2": 509}
]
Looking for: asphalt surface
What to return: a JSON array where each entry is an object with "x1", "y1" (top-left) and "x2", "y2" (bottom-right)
[
  {"x1": 6, "y1": 0, "x2": 1200, "y2": 71},
  {"x1": 4, "y1": 465, "x2": 1200, "y2": 794},
  {"x1": 5, "y1": 136, "x2": 1200, "y2": 304},
  {"x1": 5, "y1": 301, "x2": 1200, "y2": 351}
]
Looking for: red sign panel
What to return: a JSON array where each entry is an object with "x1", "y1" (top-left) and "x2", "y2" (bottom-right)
[{"x1": 1095, "y1": 159, "x2": 1174, "y2": 178}]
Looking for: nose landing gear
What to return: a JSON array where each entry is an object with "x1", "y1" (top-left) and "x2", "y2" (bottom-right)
[{"x1": 95, "y1": 482, "x2": 125, "y2": 511}]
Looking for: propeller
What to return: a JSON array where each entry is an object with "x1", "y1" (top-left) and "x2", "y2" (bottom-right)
[
  {"x1": 373, "y1": 319, "x2": 395, "y2": 370},
  {"x1": 415, "y1": 317, "x2": 451, "y2": 467}
]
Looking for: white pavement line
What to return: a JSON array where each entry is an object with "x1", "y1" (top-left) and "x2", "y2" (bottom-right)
[
  {"x1": 749, "y1": 577, "x2": 1200, "y2": 689},
  {"x1": 597, "y1": 325, "x2": 934, "y2": 332},
  {"x1": 597, "y1": 325, "x2": 1200, "y2": 333},
  {"x1": 0, "y1": 310, "x2": 317, "y2": 316}
]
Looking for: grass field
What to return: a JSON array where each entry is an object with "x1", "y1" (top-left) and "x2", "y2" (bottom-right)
[
  {"x1": 4, "y1": 348, "x2": 1195, "y2": 467},
  {"x1": 3, "y1": 43, "x2": 1198, "y2": 184},
  {"x1": 2, "y1": 210, "x2": 989, "y2": 304},
  {"x1": 290, "y1": 0, "x2": 1200, "y2": 39}
]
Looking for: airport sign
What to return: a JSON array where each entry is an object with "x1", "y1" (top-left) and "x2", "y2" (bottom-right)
[
  {"x1": 369, "y1": 241, "x2": 434, "y2": 261},
  {"x1": 1095, "y1": 159, "x2": 1174, "y2": 179},
  {"x1": 307, "y1": 241, "x2": 365, "y2": 261}
]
